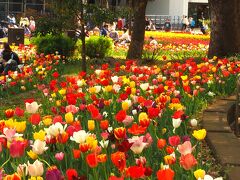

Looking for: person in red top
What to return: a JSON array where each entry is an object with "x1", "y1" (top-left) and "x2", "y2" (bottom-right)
[{"x1": 117, "y1": 18, "x2": 123, "y2": 30}]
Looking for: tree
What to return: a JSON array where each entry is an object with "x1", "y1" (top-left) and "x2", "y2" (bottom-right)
[
  {"x1": 49, "y1": 1, "x2": 116, "y2": 72},
  {"x1": 208, "y1": 0, "x2": 240, "y2": 58},
  {"x1": 127, "y1": 0, "x2": 148, "y2": 60}
]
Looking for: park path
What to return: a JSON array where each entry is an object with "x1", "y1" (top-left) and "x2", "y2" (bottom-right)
[{"x1": 202, "y1": 95, "x2": 240, "y2": 179}]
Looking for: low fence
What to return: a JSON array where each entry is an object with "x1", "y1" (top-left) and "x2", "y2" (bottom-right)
[{"x1": 146, "y1": 15, "x2": 183, "y2": 30}]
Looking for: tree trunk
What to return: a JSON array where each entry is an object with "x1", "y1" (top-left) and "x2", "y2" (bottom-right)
[
  {"x1": 126, "y1": 0, "x2": 148, "y2": 60},
  {"x1": 80, "y1": 1, "x2": 87, "y2": 72},
  {"x1": 208, "y1": 0, "x2": 240, "y2": 58}
]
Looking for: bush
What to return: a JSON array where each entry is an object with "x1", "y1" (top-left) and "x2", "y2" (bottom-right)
[
  {"x1": 85, "y1": 36, "x2": 113, "y2": 59},
  {"x1": 31, "y1": 34, "x2": 75, "y2": 57}
]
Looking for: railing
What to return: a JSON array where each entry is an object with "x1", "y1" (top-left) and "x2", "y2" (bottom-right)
[
  {"x1": 146, "y1": 15, "x2": 183, "y2": 30},
  {"x1": 236, "y1": 75, "x2": 240, "y2": 136},
  {"x1": 0, "y1": 1, "x2": 45, "y2": 20}
]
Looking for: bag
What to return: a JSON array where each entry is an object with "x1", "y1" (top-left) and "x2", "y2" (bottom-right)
[{"x1": 10, "y1": 52, "x2": 20, "y2": 65}]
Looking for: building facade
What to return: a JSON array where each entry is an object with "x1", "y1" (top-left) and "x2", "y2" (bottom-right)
[{"x1": 0, "y1": 0, "x2": 209, "y2": 25}]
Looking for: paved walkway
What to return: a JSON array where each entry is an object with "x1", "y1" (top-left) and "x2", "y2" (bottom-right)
[{"x1": 202, "y1": 95, "x2": 240, "y2": 180}]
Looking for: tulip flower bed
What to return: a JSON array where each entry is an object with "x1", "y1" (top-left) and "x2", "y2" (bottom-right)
[
  {"x1": 112, "y1": 32, "x2": 209, "y2": 60},
  {"x1": 144, "y1": 31, "x2": 210, "y2": 45},
  {"x1": 0, "y1": 57, "x2": 239, "y2": 180},
  {"x1": 0, "y1": 45, "x2": 63, "y2": 97}
]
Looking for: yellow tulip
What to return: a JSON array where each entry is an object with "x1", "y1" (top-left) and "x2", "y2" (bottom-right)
[
  {"x1": 181, "y1": 75, "x2": 188, "y2": 81},
  {"x1": 14, "y1": 121, "x2": 26, "y2": 133},
  {"x1": 4, "y1": 118, "x2": 15, "y2": 129},
  {"x1": 42, "y1": 115, "x2": 52, "y2": 126},
  {"x1": 162, "y1": 128, "x2": 167, "y2": 134},
  {"x1": 192, "y1": 129, "x2": 207, "y2": 141},
  {"x1": 211, "y1": 67, "x2": 217, "y2": 73},
  {"x1": 130, "y1": 81, "x2": 136, "y2": 88},
  {"x1": 27, "y1": 150, "x2": 38, "y2": 160},
  {"x1": 194, "y1": 169, "x2": 205, "y2": 179},
  {"x1": 88, "y1": 120, "x2": 95, "y2": 131},
  {"x1": 131, "y1": 88, "x2": 136, "y2": 95},
  {"x1": 56, "y1": 100, "x2": 61, "y2": 107},
  {"x1": 58, "y1": 89, "x2": 66, "y2": 95},
  {"x1": 29, "y1": 176, "x2": 44, "y2": 180},
  {"x1": 138, "y1": 112, "x2": 148, "y2": 121},
  {"x1": 86, "y1": 136, "x2": 98, "y2": 150},
  {"x1": 104, "y1": 85, "x2": 113, "y2": 92},
  {"x1": 89, "y1": 87, "x2": 96, "y2": 94},
  {"x1": 122, "y1": 101, "x2": 129, "y2": 111},
  {"x1": 33, "y1": 130, "x2": 46, "y2": 141},
  {"x1": 65, "y1": 112, "x2": 74, "y2": 124}
]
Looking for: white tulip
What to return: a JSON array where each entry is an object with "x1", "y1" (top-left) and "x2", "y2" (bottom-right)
[
  {"x1": 31, "y1": 140, "x2": 48, "y2": 155},
  {"x1": 190, "y1": 119, "x2": 198, "y2": 127},
  {"x1": 70, "y1": 130, "x2": 88, "y2": 144},
  {"x1": 26, "y1": 101, "x2": 41, "y2": 114}
]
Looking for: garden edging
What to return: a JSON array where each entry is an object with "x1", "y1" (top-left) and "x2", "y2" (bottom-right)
[{"x1": 202, "y1": 95, "x2": 240, "y2": 179}]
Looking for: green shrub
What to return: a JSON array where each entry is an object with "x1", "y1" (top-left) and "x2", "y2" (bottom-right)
[
  {"x1": 31, "y1": 34, "x2": 75, "y2": 57},
  {"x1": 85, "y1": 36, "x2": 113, "y2": 59}
]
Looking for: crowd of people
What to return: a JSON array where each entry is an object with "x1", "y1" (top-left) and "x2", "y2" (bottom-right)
[{"x1": 0, "y1": 14, "x2": 36, "y2": 38}]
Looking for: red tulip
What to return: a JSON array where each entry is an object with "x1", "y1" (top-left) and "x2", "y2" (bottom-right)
[
  {"x1": 157, "y1": 168, "x2": 175, "y2": 180},
  {"x1": 111, "y1": 151, "x2": 126, "y2": 172},
  {"x1": 127, "y1": 166, "x2": 145, "y2": 179},
  {"x1": 5, "y1": 109, "x2": 15, "y2": 118},
  {"x1": 29, "y1": 113, "x2": 41, "y2": 125},
  {"x1": 66, "y1": 169, "x2": 78, "y2": 180},
  {"x1": 157, "y1": 139, "x2": 166, "y2": 150},
  {"x1": 86, "y1": 153, "x2": 98, "y2": 168}
]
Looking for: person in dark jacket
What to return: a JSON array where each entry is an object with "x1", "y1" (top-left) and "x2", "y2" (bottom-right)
[{"x1": 0, "y1": 43, "x2": 20, "y2": 75}]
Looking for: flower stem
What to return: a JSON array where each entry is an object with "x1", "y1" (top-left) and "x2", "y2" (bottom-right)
[
  {"x1": 38, "y1": 157, "x2": 51, "y2": 168},
  {"x1": 0, "y1": 156, "x2": 11, "y2": 168}
]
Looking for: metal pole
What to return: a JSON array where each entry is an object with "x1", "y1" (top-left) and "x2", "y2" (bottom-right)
[
  {"x1": 43, "y1": 0, "x2": 46, "y2": 14},
  {"x1": 236, "y1": 75, "x2": 240, "y2": 136}
]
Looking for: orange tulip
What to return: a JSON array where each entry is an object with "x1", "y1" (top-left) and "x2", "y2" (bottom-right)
[{"x1": 114, "y1": 127, "x2": 126, "y2": 140}]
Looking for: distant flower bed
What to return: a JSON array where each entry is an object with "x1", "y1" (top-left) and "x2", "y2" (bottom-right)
[
  {"x1": 0, "y1": 57, "x2": 239, "y2": 179},
  {"x1": 145, "y1": 31, "x2": 210, "y2": 45}
]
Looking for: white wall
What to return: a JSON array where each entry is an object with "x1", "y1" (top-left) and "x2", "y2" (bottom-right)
[
  {"x1": 189, "y1": 0, "x2": 208, "y2": 3},
  {"x1": 169, "y1": 0, "x2": 189, "y2": 17},
  {"x1": 146, "y1": 0, "x2": 169, "y2": 15}
]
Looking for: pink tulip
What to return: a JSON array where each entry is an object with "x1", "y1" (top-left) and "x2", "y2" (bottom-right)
[
  {"x1": 55, "y1": 152, "x2": 64, "y2": 161},
  {"x1": 65, "y1": 105, "x2": 79, "y2": 114},
  {"x1": 168, "y1": 135, "x2": 181, "y2": 147},
  {"x1": 180, "y1": 153, "x2": 197, "y2": 170},
  {"x1": 178, "y1": 141, "x2": 193, "y2": 155},
  {"x1": 3, "y1": 128, "x2": 16, "y2": 141},
  {"x1": 10, "y1": 140, "x2": 26, "y2": 158}
]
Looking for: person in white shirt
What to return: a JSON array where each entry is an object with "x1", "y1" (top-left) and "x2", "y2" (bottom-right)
[
  {"x1": 119, "y1": 28, "x2": 131, "y2": 44},
  {"x1": 149, "y1": 36, "x2": 158, "y2": 46}
]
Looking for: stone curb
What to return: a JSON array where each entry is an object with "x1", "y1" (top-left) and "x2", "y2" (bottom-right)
[{"x1": 202, "y1": 95, "x2": 239, "y2": 180}]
